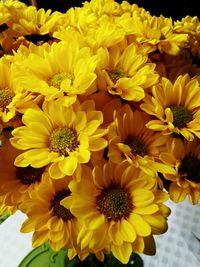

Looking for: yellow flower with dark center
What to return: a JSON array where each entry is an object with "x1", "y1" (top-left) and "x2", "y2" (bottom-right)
[
  {"x1": 96, "y1": 42, "x2": 159, "y2": 101},
  {"x1": 141, "y1": 74, "x2": 200, "y2": 141},
  {"x1": 159, "y1": 138, "x2": 200, "y2": 204},
  {"x1": 13, "y1": 40, "x2": 98, "y2": 105},
  {"x1": 0, "y1": 135, "x2": 46, "y2": 208},
  {"x1": 108, "y1": 104, "x2": 175, "y2": 176},
  {"x1": 61, "y1": 161, "x2": 170, "y2": 264},
  {"x1": 19, "y1": 176, "x2": 80, "y2": 254},
  {"x1": 10, "y1": 99, "x2": 108, "y2": 178}
]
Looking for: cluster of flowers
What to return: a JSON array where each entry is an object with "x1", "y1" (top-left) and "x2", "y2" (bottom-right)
[{"x1": 0, "y1": 0, "x2": 200, "y2": 264}]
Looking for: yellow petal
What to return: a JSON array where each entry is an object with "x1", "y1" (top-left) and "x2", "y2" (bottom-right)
[
  {"x1": 129, "y1": 213, "x2": 151, "y2": 236},
  {"x1": 58, "y1": 156, "x2": 77, "y2": 175},
  {"x1": 118, "y1": 219, "x2": 136, "y2": 242},
  {"x1": 111, "y1": 242, "x2": 132, "y2": 264}
]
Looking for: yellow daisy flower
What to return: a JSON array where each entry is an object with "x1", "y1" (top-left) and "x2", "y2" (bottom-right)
[
  {"x1": 0, "y1": 57, "x2": 41, "y2": 125},
  {"x1": 85, "y1": 17, "x2": 126, "y2": 50},
  {"x1": 19, "y1": 176, "x2": 80, "y2": 254},
  {"x1": 10, "y1": 99, "x2": 108, "y2": 178},
  {"x1": 96, "y1": 42, "x2": 159, "y2": 101},
  {"x1": 141, "y1": 74, "x2": 200, "y2": 141},
  {"x1": 159, "y1": 138, "x2": 200, "y2": 204},
  {"x1": 108, "y1": 104, "x2": 175, "y2": 176},
  {"x1": 174, "y1": 16, "x2": 200, "y2": 61},
  {"x1": 10, "y1": 5, "x2": 64, "y2": 45},
  {"x1": 61, "y1": 161, "x2": 170, "y2": 264},
  {"x1": 0, "y1": 134, "x2": 46, "y2": 208},
  {"x1": 83, "y1": 0, "x2": 121, "y2": 18},
  {"x1": 13, "y1": 40, "x2": 98, "y2": 105}
]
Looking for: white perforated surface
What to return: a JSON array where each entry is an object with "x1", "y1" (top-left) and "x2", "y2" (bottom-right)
[
  {"x1": 141, "y1": 199, "x2": 200, "y2": 267},
  {"x1": 0, "y1": 200, "x2": 200, "y2": 267}
]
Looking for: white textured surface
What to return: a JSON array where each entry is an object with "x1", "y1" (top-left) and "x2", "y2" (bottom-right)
[
  {"x1": 0, "y1": 211, "x2": 32, "y2": 267},
  {"x1": 0, "y1": 200, "x2": 200, "y2": 267},
  {"x1": 141, "y1": 199, "x2": 200, "y2": 267}
]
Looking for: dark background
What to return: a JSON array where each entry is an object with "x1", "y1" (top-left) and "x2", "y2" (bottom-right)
[{"x1": 22, "y1": 0, "x2": 199, "y2": 20}]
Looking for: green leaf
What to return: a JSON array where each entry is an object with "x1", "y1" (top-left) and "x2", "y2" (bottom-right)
[{"x1": 0, "y1": 213, "x2": 10, "y2": 224}]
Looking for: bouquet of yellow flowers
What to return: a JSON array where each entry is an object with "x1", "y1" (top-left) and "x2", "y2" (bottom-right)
[{"x1": 0, "y1": 0, "x2": 200, "y2": 266}]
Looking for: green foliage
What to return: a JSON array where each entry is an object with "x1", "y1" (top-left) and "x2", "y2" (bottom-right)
[{"x1": 0, "y1": 213, "x2": 10, "y2": 224}]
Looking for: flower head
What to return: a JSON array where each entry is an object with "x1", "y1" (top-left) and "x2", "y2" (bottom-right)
[
  {"x1": 20, "y1": 175, "x2": 80, "y2": 254},
  {"x1": 159, "y1": 138, "x2": 200, "y2": 204},
  {"x1": 97, "y1": 42, "x2": 159, "y2": 101},
  {"x1": 13, "y1": 40, "x2": 98, "y2": 105},
  {"x1": 108, "y1": 104, "x2": 174, "y2": 176},
  {"x1": 141, "y1": 74, "x2": 200, "y2": 141},
  {"x1": 62, "y1": 161, "x2": 170, "y2": 263},
  {"x1": 10, "y1": 99, "x2": 108, "y2": 178}
]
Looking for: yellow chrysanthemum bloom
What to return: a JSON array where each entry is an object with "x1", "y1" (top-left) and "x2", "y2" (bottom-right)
[
  {"x1": 13, "y1": 40, "x2": 98, "y2": 105},
  {"x1": 97, "y1": 42, "x2": 159, "y2": 101},
  {"x1": 0, "y1": 57, "x2": 41, "y2": 125},
  {"x1": 61, "y1": 161, "x2": 170, "y2": 264},
  {"x1": 20, "y1": 176, "x2": 80, "y2": 254},
  {"x1": 116, "y1": 10, "x2": 188, "y2": 55},
  {"x1": 0, "y1": 134, "x2": 47, "y2": 208},
  {"x1": 10, "y1": 6, "x2": 63, "y2": 41},
  {"x1": 108, "y1": 104, "x2": 175, "y2": 176},
  {"x1": 10, "y1": 100, "x2": 108, "y2": 178},
  {"x1": 83, "y1": 0, "x2": 121, "y2": 17},
  {"x1": 159, "y1": 138, "x2": 200, "y2": 204},
  {"x1": 174, "y1": 16, "x2": 200, "y2": 60},
  {"x1": 141, "y1": 74, "x2": 200, "y2": 141}
]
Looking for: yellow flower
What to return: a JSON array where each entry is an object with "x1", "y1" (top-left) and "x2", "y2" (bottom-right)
[
  {"x1": 108, "y1": 104, "x2": 175, "y2": 176},
  {"x1": 20, "y1": 176, "x2": 80, "y2": 254},
  {"x1": 10, "y1": 99, "x2": 108, "y2": 178},
  {"x1": 13, "y1": 40, "x2": 98, "y2": 105},
  {"x1": 174, "y1": 16, "x2": 200, "y2": 60},
  {"x1": 97, "y1": 42, "x2": 159, "y2": 101},
  {"x1": 159, "y1": 138, "x2": 200, "y2": 204},
  {"x1": 0, "y1": 134, "x2": 46, "y2": 208},
  {"x1": 141, "y1": 74, "x2": 200, "y2": 141},
  {"x1": 61, "y1": 161, "x2": 170, "y2": 264},
  {"x1": 85, "y1": 17, "x2": 126, "y2": 50},
  {"x1": 0, "y1": 57, "x2": 41, "y2": 125},
  {"x1": 11, "y1": 5, "x2": 63, "y2": 41}
]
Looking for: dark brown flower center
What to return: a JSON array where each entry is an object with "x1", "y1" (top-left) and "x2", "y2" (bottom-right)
[
  {"x1": 107, "y1": 69, "x2": 126, "y2": 83},
  {"x1": 96, "y1": 184, "x2": 133, "y2": 221},
  {"x1": 51, "y1": 190, "x2": 74, "y2": 221},
  {"x1": 124, "y1": 135, "x2": 146, "y2": 156},
  {"x1": 170, "y1": 106, "x2": 192, "y2": 129},
  {"x1": 49, "y1": 127, "x2": 79, "y2": 156},
  {"x1": 16, "y1": 166, "x2": 44, "y2": 185},
  {"x1": 0, "y1": 90, "x2": 13, "y2": 111},
  {"x1": 179, "y1": 156, "x2": 200, "y2": 183}
]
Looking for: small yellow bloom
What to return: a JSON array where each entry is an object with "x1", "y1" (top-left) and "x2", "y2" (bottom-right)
[
  {"x1": 13, "y1": 40, "x2": 98, "y2": 105},
  {"x1": 141, "y1": 74, "x2": 200, "y2": 141},
  {"x1": 97, "y1": 42, "x2": 159, "y2": 101},
  {"x1": 61, "y1": 161, "x2": 170, "y2": 264},
  {"x1": 108, "y1": 104, "x2": 174, "y2": 176},
  {"x1": 159, "y1": 138, "x2": 200, "y2": 204},
  {"x1": 10, "y1": 99, "x2": 108, "y2": 178},
  {"x1": 20, "y1": 175, "x2": 81, "y2": 254}
]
